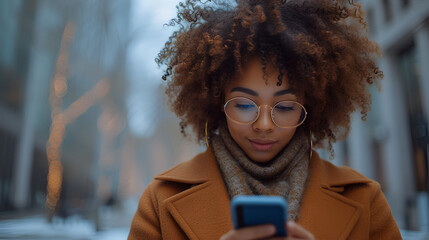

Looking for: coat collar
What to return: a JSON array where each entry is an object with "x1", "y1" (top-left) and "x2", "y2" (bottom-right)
[
  {"x1": 155, "y1": 149, "x2": 371, "y2": 240},
  {"x1": 298, "y1": 151, "x2": 371, "y2": 240},
  {"x1": 155, "y1": 148, "x2": 232, "y2": 240}
]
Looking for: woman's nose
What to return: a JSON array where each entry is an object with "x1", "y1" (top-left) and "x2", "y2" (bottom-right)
[{"x1": 252, "y1": 105, "x2": 275, "y2": 132}]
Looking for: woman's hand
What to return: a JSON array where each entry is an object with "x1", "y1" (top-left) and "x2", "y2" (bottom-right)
[
  {"x1": 286, "y1": 221, "x2": 315, "y2": 240},
  {"x1": 220, "y1": 221, "x2": 315, "y2": 240}
]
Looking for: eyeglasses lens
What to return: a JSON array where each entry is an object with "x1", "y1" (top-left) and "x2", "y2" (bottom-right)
[
  {"x1": 224, "y1": 97, "x2": 306, "y2": 128},
  {"x1": 224, "y1": 98, "x2": 258, "y2": 124},
  {"x1": 272, "y1": 101, "x2": 306, "y2": 127}
]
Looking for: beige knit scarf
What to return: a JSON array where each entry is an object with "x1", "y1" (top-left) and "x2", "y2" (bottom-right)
[{"x1": 211, "y1": 125, "x2": 310, "y2": 221}]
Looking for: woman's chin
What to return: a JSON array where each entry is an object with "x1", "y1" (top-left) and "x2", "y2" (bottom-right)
[{"x1": 247, "y1": 152, "x2": 276, "y2": 164}]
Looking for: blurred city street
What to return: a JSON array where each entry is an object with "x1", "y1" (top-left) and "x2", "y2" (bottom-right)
[
  {"x1": 0, "y1": 216, "x2": 127, "y2": 240},
  {"x1": 0, "y1": 216, "x2": 128, "y2": 239},
  {"x1": 0, "y1": 199, "x2": 137, "y2": 239}
]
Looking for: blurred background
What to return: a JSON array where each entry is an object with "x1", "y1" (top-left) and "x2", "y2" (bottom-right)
[{"x1": 0, "y1": 0, "x2": 428, "y2": 239}]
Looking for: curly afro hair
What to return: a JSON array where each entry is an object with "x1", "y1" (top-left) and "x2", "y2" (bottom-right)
[{"x1": 156, "y1": 0, "x2": 383, "y2": 150}]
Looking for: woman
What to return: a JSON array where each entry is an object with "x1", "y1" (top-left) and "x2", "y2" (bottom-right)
[{"x1": 129, "y1": 0, "x2": 402, "y2": 239}]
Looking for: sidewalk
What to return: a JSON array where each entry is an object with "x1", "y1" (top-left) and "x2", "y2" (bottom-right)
[
  {"x1": 401, "y1": 229, "x2": 429, "y2": 240},
  {"x1": 0, "y1": 206, "x2": 134, "y2": 240}
]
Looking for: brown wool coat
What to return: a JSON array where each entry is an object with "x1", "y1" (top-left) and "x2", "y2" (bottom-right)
[{"x1": 128, "y1": 149, "x2": 402, "y2": 240}]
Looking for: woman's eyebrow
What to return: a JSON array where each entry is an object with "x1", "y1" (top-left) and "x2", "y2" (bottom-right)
[
  {"x1": 273, "y1": 89, "x2": 293, "y2": 96},
  {"x1": 230, "y1": 87, "x2": 258, "y2": 96}
]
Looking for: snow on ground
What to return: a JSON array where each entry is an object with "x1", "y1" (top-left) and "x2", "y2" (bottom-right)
[{"x1": 0, "y1": 215, "x2": 129, "y2": 240}]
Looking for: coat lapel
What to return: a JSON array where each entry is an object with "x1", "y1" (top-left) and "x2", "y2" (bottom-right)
[
  {"x1": 155, "y1": 149, "x2": 233, "y2": 240},
  {"x1": 298, "y1": 151, "x2": 371, "y2": 240},
  {"x1": 155, "y1": 150, "x2": 371, "y2": 240}
]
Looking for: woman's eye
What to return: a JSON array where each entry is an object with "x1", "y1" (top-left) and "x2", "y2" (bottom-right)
[
  {"x1": 234, "y1": 104, "x2": 255, "y2": 110},
  {"x1": 275, "y1": 105, "x2": 294, "y2": 112}
]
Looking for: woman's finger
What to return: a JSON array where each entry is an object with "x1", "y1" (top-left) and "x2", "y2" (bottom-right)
[
  {"x1": 286, "y1": 221, "x2": 315, "y2": 239},
  {"x1": 220, "y1": 224, "x2": 276, "y2": 240},
  {"x1": 266, "y1": 237, "x2": 288, "y2": 240}
]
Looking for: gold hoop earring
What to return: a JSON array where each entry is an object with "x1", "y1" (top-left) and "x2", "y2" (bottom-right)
[
  {"x1": 205, "y1": 120, "x2": 210, "y2": 148},
  {"x1": 309, "y1": 130, "x2": 313, "y2": 159}
]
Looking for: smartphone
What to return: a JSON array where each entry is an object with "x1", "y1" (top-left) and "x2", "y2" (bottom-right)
[{"x1": 231, "y1": 195, "x2": 288, "y2": 237}]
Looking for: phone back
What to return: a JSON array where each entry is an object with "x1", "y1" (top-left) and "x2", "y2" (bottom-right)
[{"x1": 231, "y1": 195, "x2": 288, "y2": 237}]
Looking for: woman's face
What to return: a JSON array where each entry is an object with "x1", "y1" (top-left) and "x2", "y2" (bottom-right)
[{"x1": 224, "y1": 58, "x2": 302, "y2": 163}]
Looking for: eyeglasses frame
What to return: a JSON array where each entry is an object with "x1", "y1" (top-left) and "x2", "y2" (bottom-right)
[{"x1": 223, "y1": 96, "x2": 308, "y2": 128}]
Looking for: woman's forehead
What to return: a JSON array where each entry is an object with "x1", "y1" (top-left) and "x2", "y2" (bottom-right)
[{"x1": 226, "y1": 58, "x2": 291, "y2": 92}]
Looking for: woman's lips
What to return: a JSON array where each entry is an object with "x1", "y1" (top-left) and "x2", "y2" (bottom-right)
[{"x1": 248, "y1": 139, "x2": 277, "y2": 151}]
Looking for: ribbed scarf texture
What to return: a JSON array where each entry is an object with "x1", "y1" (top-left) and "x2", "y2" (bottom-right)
[{"x1": 211, "y1": 125, "x2": 310, "y2": 221}]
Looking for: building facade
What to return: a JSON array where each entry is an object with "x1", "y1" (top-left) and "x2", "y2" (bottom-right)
[{"x1": 331, "y1": 0, "x2": 429, "y2": 235}]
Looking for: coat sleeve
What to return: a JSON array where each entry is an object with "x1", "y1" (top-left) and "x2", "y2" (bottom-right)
[
  {"x1": 128, "y1": 182, "x2": 162, "y2": 240},
  {"x1": 369, "y1": 184, "x2": 403, "y2": 240}
]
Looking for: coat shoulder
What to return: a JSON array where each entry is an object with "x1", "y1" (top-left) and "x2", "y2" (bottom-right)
[
  {"x1": 154, "y1": 149, "x2": 217, "y2": 184},
  {"x1": 312, "y1": 154, "x2": 383, "y2": 207},
  {"x1": 302, "y1": 154, "x2": 401, "y2": 240},
  {"x1": 312, "y1": 153, "x2": 375, "y2": 188}
]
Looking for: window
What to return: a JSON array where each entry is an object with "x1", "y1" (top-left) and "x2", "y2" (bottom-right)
[
  {"x1": 401, "y1": 0, "x2": 410, "y2": 8},
  {"x1": 398, "y1": 44, "x2": 428, "y2": 193},
  {"x1": 382, "y1": 0, "x2": 392, "y2": 23}
]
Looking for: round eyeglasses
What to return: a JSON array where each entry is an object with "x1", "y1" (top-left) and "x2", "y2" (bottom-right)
[{"x1": 224, "y1": 97, "x2": 307, "y2": 128}]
